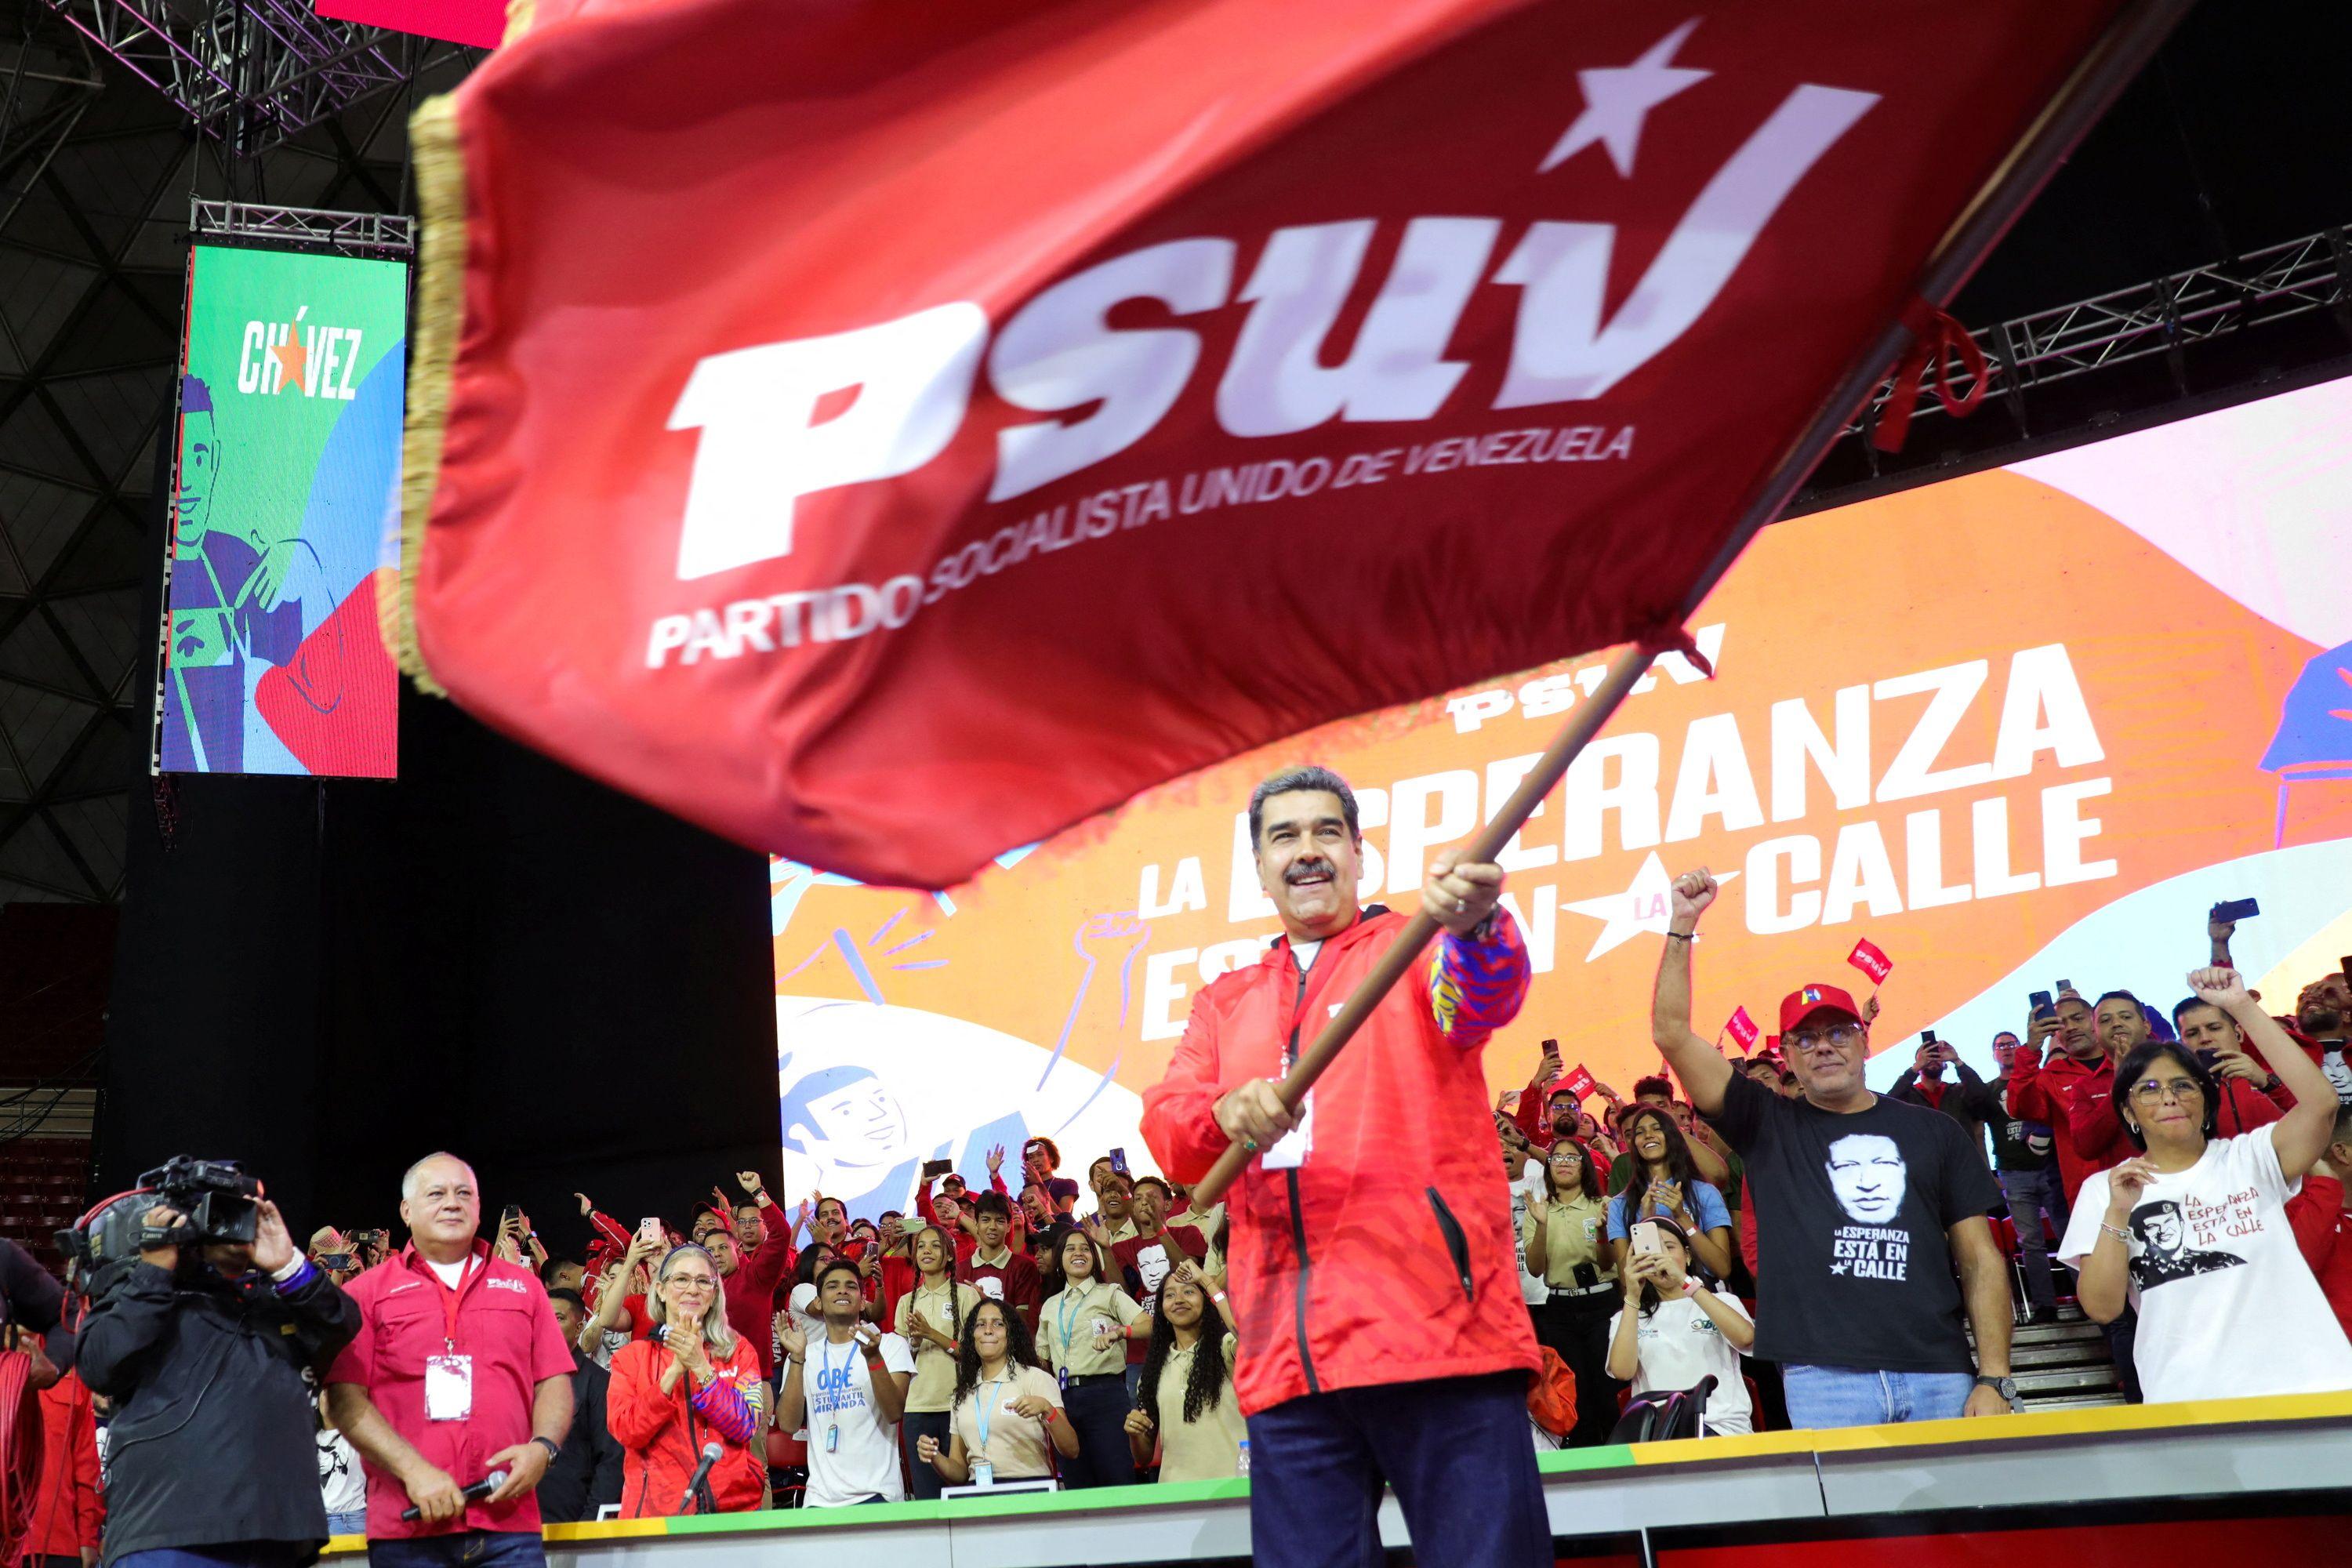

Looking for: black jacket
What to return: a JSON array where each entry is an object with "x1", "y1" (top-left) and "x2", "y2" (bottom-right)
[
  {"x1": 537, "y1": 1349, "x2": 625, "y2": 1523},
  {"x1": 1888, "y1": 1062, "x2": 2003, "y2": 1169},
  {"x1": 78, "y1": 1258, "x2": 361, "y2": 1565}
]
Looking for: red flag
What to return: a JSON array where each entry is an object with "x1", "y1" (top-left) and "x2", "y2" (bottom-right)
[
  {"x1": 1563, "y1": 1065, "x2": 1599, "y2": 1101},
  {"x1": 397, "y1": 0, "x2": 2152, "y2": 886},
  {"x1": 1848, "y1": 938, "x2": 1894, "y2": 985},
  {"x1": 1725, "y1": 1007, "x2": 1760, "y2": 1052}
]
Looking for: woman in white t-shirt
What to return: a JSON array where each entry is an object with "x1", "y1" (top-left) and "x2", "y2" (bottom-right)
[
  {"x1": 2060, "y1": 968, "x2": 2352, "y2": 1404},
  {"x1": 1604, "y1": 1215, "x2": 1754, "y2": 1435}
]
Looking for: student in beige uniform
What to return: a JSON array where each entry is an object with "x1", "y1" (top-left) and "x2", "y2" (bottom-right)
[
  {"x1": 915, "y1": 1300, "x2": 1076, "y2": 1485},
  {"x1": 1036, "y1": 1230, "x2": 1147, "y2": 1487},
  {"x1": 1126, "y1": 1259, "x2": 1244, "y2": 1483},
  {"x1": 892, "y1": 1225, "x2": 978, "y2": 1501},
  {"x1": 1523, "y1": 1138, "x2": 1619, "y2": 1446}
]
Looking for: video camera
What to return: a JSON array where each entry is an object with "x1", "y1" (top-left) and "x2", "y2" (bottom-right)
[{"x1": 58, "y1": 1155, "x2": 264, "y2": 1282}]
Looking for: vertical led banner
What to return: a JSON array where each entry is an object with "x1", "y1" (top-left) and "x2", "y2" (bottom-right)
[{"x1": 157, "y1": 244, "x2": 408, "y2": 778}]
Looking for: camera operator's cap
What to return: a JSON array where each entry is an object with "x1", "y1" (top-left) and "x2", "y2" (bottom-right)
[{"x1": 1780, "y1": 983, "x2": 1864, "y2": 1035}]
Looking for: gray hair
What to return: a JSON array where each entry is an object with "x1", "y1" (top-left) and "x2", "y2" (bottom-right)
[
  {"x1": 1247, "y1": 765, "x2": 1360, "y2": 850},
  {"x1": 647, "y1": 1244, "x2": 739, "y2": 1358},
  {"x1": 401, "y1": 1152, "x2": 477, "y2": 1202}
]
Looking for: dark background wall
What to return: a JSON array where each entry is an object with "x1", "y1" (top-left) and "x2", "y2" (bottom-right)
[{"x1": 99, "y1": 448, "x2": 777, "y2": 1261}]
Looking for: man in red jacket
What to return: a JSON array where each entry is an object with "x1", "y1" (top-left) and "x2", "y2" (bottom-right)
[
  {"x1": 2005, "y1": 999, "x2": 2108, "y2": 1206},
  {"x1": 701, "y1": 1172, "x2": 795, "y2": 1377},
  {"x1": 24, "y1": 1361, "x2": 103, "y2": 1568},
  {"x1": 1142, "y1": 765, "x2": 1544, "y2": 1568}
]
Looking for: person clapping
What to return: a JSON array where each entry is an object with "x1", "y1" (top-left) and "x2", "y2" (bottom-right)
[
  {"x1": 914, "y1": 1301, "x2": 1076, "y2": 1487},
  {"x1": 1125, "y1": 1258, "x2": 1243, "y2": 1483},
  {"x1": 605, "y1": 1246, "x2": 765, "y2": 1515}
]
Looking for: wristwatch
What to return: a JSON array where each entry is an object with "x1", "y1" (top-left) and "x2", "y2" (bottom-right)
[
  {"x1": 532, "y1": 1436, "x2": 561, "y2": 1461},
  {"x1": 1973, "y1": 1374, "x2": 2017, "y2": 1401}
]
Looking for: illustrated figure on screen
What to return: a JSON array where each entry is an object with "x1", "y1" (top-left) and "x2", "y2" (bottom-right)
[
  {"x1": 779, "y1": 1047, "x2": 1031, "y2": 1225},
  {"x1": 1824, "y1": 1133, "x2": 1907, "y2": 1225},
  {"x1": 2126, "y1": 1200, "x2": 2245, "y2": 1289},
  {"x1": 160, "y1": 374, "x2": 324, "y2": 772}
]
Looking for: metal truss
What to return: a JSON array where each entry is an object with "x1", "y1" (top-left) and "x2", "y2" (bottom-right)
[
  {"x1": 191, "y1": 196, "x2": 412, "y2": 252},
  {"x1": 1853, "y1": 224, "x2": 2352, "y2": 441},
  {"x1": 36, "y1": 0, "x2": 473, "y2": 152}
]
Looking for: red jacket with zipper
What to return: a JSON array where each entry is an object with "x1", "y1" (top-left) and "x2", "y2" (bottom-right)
[
  {"x1": 606, "y1": 1334, "x2": 765, "y2": 1517},
  {"x1": 1142, "y1": 906, "x2": 1539, "y2": 1416}
]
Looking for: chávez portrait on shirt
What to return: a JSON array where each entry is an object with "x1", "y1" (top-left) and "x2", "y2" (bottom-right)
[
  {"x1": 2128, "y1": 1193, "x2": 2254, "y2": 1290},
  {"x1": 1826, "y1": 1134, "x2": 1912, "y2": 1282}
]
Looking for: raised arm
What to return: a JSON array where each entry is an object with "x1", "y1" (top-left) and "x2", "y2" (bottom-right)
[
  {"x1": 1650, "y1": 869, "x2": 1734, "y2": 1116},
  {"x1": 2194, "y1": 967, "x2": 2339, "y2": 1174}
]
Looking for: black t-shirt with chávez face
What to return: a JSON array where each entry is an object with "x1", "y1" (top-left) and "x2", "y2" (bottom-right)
[{"x1": 1709, "y1": 1070, "x2": 2000, "y2": 1374}]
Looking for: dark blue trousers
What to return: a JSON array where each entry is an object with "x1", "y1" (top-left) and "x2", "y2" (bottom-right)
[{"x1": 1246, "y1": 1371, "x2": 1549, "y2": 1568}]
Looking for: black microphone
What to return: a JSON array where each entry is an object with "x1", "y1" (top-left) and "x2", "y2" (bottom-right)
[
  {"x1": 678, "y1": 1441, "x2": 723, "y2": 1513},
  {"x1": 400, "y1": 1470, "x2": 506, "y2": 1523}
]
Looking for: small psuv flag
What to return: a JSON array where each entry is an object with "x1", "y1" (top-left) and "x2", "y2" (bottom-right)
[
  {"x1": 1726, "y1": 1007, "x2": 1761, "y2": 1052},
  {"x1": 1847, "y1": 938, "x2": 1893, "y2": 985}
]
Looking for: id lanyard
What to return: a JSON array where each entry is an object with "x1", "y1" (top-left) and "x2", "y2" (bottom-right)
[
  {"x1": 1056, "y1": 1285, "x2": 1095, "y2": 1384},
  {"x1": 437, "y1": 1253, "x2": 481, "y2": 1351},
  {"x1": 817, "y1": 1334, "x2": 853, "y2": 1454},
  {"x1": 974, "y1": 1377, "x2": 1005, "y2": 1451}
]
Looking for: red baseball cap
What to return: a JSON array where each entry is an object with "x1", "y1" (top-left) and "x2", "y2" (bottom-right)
[{"x1": 1780, "y1": 983, "x2": 1864, "y2": 1035}]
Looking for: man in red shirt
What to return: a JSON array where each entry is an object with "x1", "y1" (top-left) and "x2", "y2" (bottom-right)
[
  {"x1": 2287, "y1": 1105, "x2": 2352, "y2": 1345},
  {"x1": 327, "y1": 1153, "x2": 576, "y2": 1568},
  {"x1": 956, "y1": 1192, "x2": 1042, "y2": 1332},
  {"x1": 1108, "y1": 1176, "x2": 1208, "y2": 1396},
  {"x1": 2005, "y1": 999, "x2": 2110, "y2": 1205},
  {"x1": 698, "y1": 1172, "x2": 793, "y2": 1375}
]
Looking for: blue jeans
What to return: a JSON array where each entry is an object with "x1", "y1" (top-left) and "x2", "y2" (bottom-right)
[
  {"x1": 1246, "y1": 1372, "x2": 1548, "y2": 1568},
  {"x1": 1998, "y1": 1165, "x2": 2070, "y2": 1309},
  {"x1": 900, "y1": 1410, "x2": 953, "y2": 1501},
  {"x1": 116, "y1": 1551, "x2": 309, "y2": 1568},
  {"x1": 327, "y1": 1512, "x2": 368, "y2": 1537},
  {"x1": 365, "y1": 1533, "x2": 546, "y2": 1568},
  {"x1": 1781, "y1": 1364, "x2": 1973, "y2": 1428}
]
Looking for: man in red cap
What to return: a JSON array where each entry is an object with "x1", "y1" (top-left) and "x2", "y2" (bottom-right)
[{"x1": 1649, "y1": 868, "x2": 2016, "y2": 1429}]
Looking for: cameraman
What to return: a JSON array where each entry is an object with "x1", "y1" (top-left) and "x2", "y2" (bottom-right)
[{"x1": 76, "y1": 1178, "x2": 359, "y2": 1568}]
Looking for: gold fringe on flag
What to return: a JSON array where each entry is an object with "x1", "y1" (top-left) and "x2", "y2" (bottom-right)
[{"x1": 387, "y1": 89, "x2": 467, "y2": 697}]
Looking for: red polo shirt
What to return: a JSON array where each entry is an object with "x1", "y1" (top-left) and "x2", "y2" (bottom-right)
[
  {"x1": 1112, "y1": 1225, "x2": 1207, "y2": 1366},
  {"x1": 328, "y1": 1242, "x2": 575, "y2": 1538}
]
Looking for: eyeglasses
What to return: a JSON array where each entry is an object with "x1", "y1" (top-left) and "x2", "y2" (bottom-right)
[
  {"x1": 2129, "y1": 1077, "x2": 2203, "y2": 1105},
  {"x1": 1783, "y1": 1024, "x2": 1865, "y2": 1054},
  {"x1": 665, "y1": 1274, "x2": 717, "y2": 1290}
]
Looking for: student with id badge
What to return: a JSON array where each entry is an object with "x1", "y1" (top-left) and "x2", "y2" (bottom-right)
[
  {"x1": 777, "y1": 1258, "x2": 914, "y2": 1507},
  {"x1": 1035, "y1": 1229, "x2": 1145, "y2": 1486},
  {"x1": 916, "y1": 1300, "x2": 1074, "y2": 1487}
]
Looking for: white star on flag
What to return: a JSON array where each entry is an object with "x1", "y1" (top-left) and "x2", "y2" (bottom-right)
[
  {"x1": 1559, "y1": 851, "x2": 1738, "y2": 962},
  {"x1": 1539, "y1": 18, "x2": 1711, "y2": 177}
]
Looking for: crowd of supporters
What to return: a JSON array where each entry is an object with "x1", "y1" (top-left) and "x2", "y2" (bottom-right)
[{"x1": 11, "y1": 904, "x2": 2350, "y2": 1562}]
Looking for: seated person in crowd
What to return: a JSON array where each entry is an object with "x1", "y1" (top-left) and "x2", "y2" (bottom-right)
[
  {"x1": 1605, "y1": 1105, "x2": 1735, "y2": 1281},
  {"x1": 606, "y1": 1245, "x2": 766, "y2": 1516},
  {"x1": 2062, "y1": 969, "x2": 2352, "y2": 1405},
  {"x1": 1126, "y1": 1260, "x2": 1244, "y2": 1483},
  {"x1": 914, "y1": 1300, "x2": 1078, "y2": 1486},
  {"x1": 1606, "y1": 1216, "x2": 1755, "y2": 1436}
]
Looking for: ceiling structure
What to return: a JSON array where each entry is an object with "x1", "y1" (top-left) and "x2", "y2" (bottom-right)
[
  {"x1": 0, "y1": 3, "x2": 459, "y2": 903},
  {"x1": 0, "y1": 0, "x2": 2347, "y2": 907}
]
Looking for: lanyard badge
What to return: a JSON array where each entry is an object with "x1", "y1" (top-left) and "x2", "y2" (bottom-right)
[{"x1": 425, "y1": 1355, "x2": 474, "y2": 1421}]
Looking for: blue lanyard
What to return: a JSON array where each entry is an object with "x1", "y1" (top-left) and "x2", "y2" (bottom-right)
[
  {"x1": 817, "y1": 1334, "x2": 853, "y2": 1421},
  {"x1": 1057, "y1": 1284, "x2": 1095, "y2": 1363},
  {"x1": 975, "y1": 1377, "x2": 1005, "y2": 1450}
]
